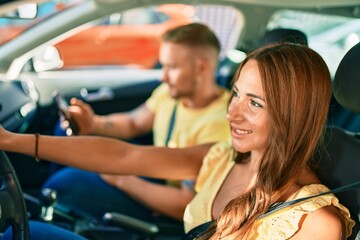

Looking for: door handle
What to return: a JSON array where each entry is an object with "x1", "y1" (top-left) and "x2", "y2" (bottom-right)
[{"x1": 80, "y1": 87, "x2": 115, "y2": 102}]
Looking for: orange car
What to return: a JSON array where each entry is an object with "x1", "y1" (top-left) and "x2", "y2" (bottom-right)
[
  {"x1": 0, "y1": 4, "x2": 193, "y2": 69},
  {"x1": 55, "y1": 4, "x2": 193, "y2": 69}
]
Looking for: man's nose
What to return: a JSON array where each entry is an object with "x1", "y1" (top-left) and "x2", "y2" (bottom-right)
[{"x1": 161, "y1": 69, "x2": 168, "y2": 83}]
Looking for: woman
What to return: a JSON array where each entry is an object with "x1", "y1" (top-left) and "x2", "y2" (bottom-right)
[{"x1": 0, "y1": 43, "x2": 355, "y2": 239}]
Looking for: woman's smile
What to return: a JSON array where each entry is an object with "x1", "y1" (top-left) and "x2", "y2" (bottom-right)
[{"x1": 231, "y1": 126, "x2": 253, "y2": 137}]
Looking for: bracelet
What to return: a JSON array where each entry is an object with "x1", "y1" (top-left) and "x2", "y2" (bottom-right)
[{"x1": 35, "y1": 133, "x2": 40, "y2": 162}]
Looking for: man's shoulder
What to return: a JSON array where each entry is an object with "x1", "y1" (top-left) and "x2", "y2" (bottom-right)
[
  {"x1": 220, "y1": 87, "x2": 231, "y2": 101},
  {"x1": 146, "y1": 83, "x2": 174, "y2": 111},
  {"x1": 151, "y1": 83, "x2": 169, "y2": 97}
]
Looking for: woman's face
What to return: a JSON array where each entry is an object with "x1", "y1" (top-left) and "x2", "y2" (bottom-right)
[{"x1": 227, "y1": 60, "x2": 270, "y2": 155}]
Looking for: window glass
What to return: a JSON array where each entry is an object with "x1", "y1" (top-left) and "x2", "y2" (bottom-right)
[
  {"x1": 267, "y1": 10, "x2": 360, "y2": 77},
  {"x1": 0, "y1": 0, "x2": 84, "y2": 45},
  {"x1": 50, "y1": 4, "x2": 244, "y2": 70},
  {"x1": 1, "y1": 2, "x2": 243, "y2": 71},
  {"x1": 120, "y1": 7, "x2": 170, "y2": 25}
]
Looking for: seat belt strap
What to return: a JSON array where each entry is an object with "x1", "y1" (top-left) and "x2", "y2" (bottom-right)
[
  {"x1": 260, "y1": 180, "x2": 360, "y2": 219},
  {"x1": 182, "y1": 180, "x2": 360, "y2": 239},
  {"x1": 165, "y1": 102, "x2": 178, "y2": 146}
]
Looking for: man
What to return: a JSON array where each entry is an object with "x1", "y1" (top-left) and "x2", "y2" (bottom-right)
[{"x1": 43, "y1": 23, "x2": 231, "y2": 222}]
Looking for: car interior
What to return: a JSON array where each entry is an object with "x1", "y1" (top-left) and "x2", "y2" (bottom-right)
[
  {"x1": 1, "y1": 38, "x2": 360, "y2": 240},
  {"x1": 0, "y1": 0, "x2": 360, "y2": 239},
  {"x1": 66, "y1": 39, "x2": 360, "y2": 240}
]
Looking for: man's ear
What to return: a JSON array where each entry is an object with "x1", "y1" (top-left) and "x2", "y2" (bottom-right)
[{"x1": 195, "y1": 57, "x2": 210, "y2": 75}]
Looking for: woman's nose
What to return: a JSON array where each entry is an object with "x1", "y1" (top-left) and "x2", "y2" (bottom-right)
[{"x1": 227, "y1": 99, "x2": 245, "y2": 121}]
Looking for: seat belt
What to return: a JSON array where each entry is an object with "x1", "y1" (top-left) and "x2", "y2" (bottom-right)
[
  {"x1": 164, "y1": 101, "x2": 196, "y2": 191},
  {"x1": 165, "y1": 102, "x2": 178, "y2": 146},
  {"x1": 260, "y1": 181, "x2": 360, "y2": 219},
  {"x1": 182, "y1": 181, "x2": 360, "y2": 240}
]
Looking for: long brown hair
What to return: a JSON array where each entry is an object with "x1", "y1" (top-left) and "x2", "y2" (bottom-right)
[{"x1": 202, "y1": 43, "x2": 332, "y2": 239}]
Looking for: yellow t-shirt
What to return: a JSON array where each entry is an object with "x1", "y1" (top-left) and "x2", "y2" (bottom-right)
[
  {"x1": 183, "y1": 142, "x2": 355, "y2": 239},
  {"x1": 146, "y1": 83, "x2": 231, "y2": 148},
  {"x1": 146, "y1": 83, "x2": 231, "y2": 188}
]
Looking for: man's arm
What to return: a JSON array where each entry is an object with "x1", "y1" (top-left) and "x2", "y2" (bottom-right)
[
  {"x1": 69, "y1": 98, "x2": 154, "y2": 139},
  {"x1": 100, "y1": 175, "x2": 195, "y2": 220}
]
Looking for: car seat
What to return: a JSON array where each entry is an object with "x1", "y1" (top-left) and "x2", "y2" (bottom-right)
[
  {"x1": 258, "y1": 28, "x2": 308, "y2": 47},
  {"x1": 315, "y1": 42, "x2": 360, "y2": 240},
  {"x1": 216, "y1": 28, "x2": 309, "y2": 90}
]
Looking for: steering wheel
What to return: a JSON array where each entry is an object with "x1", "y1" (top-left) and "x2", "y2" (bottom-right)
[{"x1": 0, "y1": 151, "x2": 29, "y2": 240}]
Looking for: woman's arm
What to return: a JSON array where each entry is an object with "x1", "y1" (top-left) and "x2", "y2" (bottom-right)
[
  {"x1": 0, "y1": 128, "x2": 212, "y2": 179},
  {"x1": 290, "y1": 205, "x2": 345, "y2": 240}
]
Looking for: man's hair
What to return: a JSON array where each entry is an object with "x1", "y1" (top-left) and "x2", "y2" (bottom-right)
[{"x1": 162, "y1": 23, "x2": 221, "y2": 54}]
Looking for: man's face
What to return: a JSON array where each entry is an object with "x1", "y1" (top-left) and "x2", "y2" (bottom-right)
[{"x1": 159, "y1": 42, "x2": 198, "y2": 99}]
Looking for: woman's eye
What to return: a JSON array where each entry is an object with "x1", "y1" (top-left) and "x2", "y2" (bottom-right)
[
  {"x1": 233, "y1": 90, "x2": 240, "y2": 98},
  {"x1": 250, "y1": 100, "x2": 263, "y2": 108}
]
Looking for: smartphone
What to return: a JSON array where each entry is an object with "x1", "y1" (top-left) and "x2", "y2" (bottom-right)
[
  {"x1": 53, "y1": 91, "x2": 78, "y2": 135},
  {"x1": 54, "y1": 91, "x2": 70, "y2": 113}
]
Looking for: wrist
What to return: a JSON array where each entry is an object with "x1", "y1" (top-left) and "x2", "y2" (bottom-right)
[
  {"x1": 0, "y1": 129, "x2": 14, "y2": 150},
  {"x1": 91, "y1": 115, "x2": 104, "y2": 134}
]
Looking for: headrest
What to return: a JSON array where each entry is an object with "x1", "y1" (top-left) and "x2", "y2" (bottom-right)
[
  {"x1": 333, "y1": 42, "x2": 360, "y2": 114},
  {"x1": 259, "y1": 28, "x2": 308, "y2": 47}
]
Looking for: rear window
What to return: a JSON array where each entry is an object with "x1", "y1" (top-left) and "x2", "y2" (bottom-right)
[{"x1": 267, "y1": 10, "x2": 360, "y2": 77}]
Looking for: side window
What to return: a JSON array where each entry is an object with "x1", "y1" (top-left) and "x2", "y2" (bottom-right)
[
  {"x1": 120, "y1": 8, "x2": 156, "y2": 25},
  {"x1": 52, "y1": 4, "x2": 194, "y2": 70},
  {"x1": 0, "y1": 1, "x2": 84, "y2": 45},
  {"x1": 120, "y1": 7, "x2": 170, "y2": 25},
  {"x1": 39, "y1": 4, "x2": 244, "y2": 71},
  {"x1": 267, "y1": 10, "x2": 360, "y2": 77}
]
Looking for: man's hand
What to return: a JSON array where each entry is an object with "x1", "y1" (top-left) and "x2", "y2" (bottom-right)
[
  {"x1": 100, "y1": 174, "x2": 139, "y2": 191},
  {"x1": 68, "y1": 98, "x2": 96, "y2": 135},
  {"x1": 99, "y1": 174, "x2": 195, "y2": 220}
]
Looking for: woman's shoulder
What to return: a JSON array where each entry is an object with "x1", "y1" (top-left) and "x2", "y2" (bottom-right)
[
  {"x1": 204, "y1": 141, "x2": 234, "y2": 164},
  {"x1": 194, "y1": 141, "x2": 235, "y2": 192},
  {"x1": 292, "y1": 204, "x2": 345, "y2": 240},
  {"x1": 208, "y1": 141, "x2": 232, "y2": 152},
  {"x1": 255, "y1": 184, "x2": 355, "y2": 239}
]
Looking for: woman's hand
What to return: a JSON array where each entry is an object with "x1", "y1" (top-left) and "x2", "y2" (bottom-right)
[{"x1": 0, "y1": 127, "x2": 11, "y2": 144}]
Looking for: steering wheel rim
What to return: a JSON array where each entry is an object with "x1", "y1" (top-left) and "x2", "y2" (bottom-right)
[{"x1": 0, "y1": 151, "x2": 29, "y2": 240}]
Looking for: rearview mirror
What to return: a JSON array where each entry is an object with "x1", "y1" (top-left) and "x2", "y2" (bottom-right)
[
  {"x1": 33, "y1": 46, "x2": 64, "y2": 72},
  {"x1": 1, "y1": 3, "x2": 38, "y2": 19}
]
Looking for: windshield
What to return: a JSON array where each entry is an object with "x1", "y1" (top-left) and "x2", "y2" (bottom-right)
[{"x1": 0, "y1": 0, "x2": 84, "y2": 46}]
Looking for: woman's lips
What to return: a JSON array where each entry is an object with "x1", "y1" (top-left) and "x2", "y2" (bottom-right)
[{"x1": 231, "y1": 126, "x2": 253, "y2": 138}]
